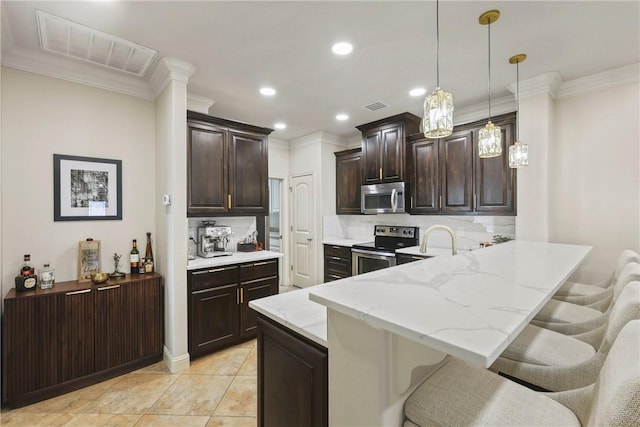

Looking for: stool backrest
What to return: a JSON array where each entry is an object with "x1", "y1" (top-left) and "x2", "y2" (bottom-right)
[
  {"x1": 612, "y1": 262, "x2": 640, "y2": 300},
  {"x1": 600, "y1": 282, "x2": 640, "y2": 354}
]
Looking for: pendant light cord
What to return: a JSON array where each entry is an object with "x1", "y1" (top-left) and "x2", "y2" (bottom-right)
[
  {"x1": 516, "y1": 61, "x2": 520, "y2": 141},
  {"x1": 487, "y1": 20, "x2": 492, "y2": 121},
  {"x1": 435, "y1": 0, "x2": 440, "y2": 87}
]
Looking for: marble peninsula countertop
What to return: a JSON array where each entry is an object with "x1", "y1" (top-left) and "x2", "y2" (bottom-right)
[
  {"x1": 250, "y1": 241, "x2": 591, "y2": 367},
  {"x1": 187, "y1": 250, "x2": 283, "y2": 270}
]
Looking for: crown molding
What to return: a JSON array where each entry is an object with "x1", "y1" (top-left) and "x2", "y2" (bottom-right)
[
  {"x1": 149, "y1": 57, "x2": 196, "y2": 97},
  {"x1": 290, "y1": 131, "x2": 346, "y2": 149},
  {"x1": 557, "y1": 63, "x2": 639, "y2": 98},
  {"x1": 508, "y1": 72, "x2": 563, "y2": 100},
  {"x1": 187, "y1": 93, "x2": 215, "y2": 114},
  {"x1": 2, "y1": 46, "x2": 156, "y2": 99},
  {"x1": 268, "y1": 137, "x2": 290, "y2": 150}
]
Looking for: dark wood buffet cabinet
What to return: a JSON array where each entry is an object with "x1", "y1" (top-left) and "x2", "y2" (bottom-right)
[
  {"x1": 188, "y1": 258, "x2": 279, "y2": 358},
  {"x1": 2, "y1": 274, "x2": 163, "y2": 408},
  {"x1": 187, "y1": 110, "x2": 273, "y2": 216}
]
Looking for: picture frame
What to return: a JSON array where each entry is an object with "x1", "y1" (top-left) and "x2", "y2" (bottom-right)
[
  {"x1": 78, "y1": 239, "x2": 101, "y2": 282},
  {"x1": 54, "y1": 154, "x2": 122, "y2": 221}
]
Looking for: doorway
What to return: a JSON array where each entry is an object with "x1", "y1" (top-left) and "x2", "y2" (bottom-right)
[
  {"x1": 268, "y1": 178, "x2": 283, "y2": 285},
  {"x1": 290, "y1": 173, "x2": 315, "y2": 288}
]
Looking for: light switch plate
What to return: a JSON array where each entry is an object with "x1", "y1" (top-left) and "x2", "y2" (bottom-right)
[{"x1": 162, "y1": 194, "x2": 172, "y2": 205}]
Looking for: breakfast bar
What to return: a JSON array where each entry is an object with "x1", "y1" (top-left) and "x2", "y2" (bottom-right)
[{"x1": 251, "y1": 240, "x2": 592, "y2": 426}]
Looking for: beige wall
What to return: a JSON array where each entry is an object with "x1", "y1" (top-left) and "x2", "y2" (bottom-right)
[
  {"x1": 1, "y1": 67, "x2": 156, "y2": 290},
  {"x1": 550, "y1": 81, "x2": 640, "y2": 282}
]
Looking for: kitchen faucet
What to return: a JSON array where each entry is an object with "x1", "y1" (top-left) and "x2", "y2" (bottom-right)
[{"x1": 419, "y1": 225, "x2": 458, "y2": 255}]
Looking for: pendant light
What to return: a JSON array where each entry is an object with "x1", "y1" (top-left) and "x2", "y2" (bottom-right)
[
  {"x1": 423, "y1": 0, "x2": 453, "y2": 139},
  {"x1": 478, "y1": 10, "x2": 502, "y2": 158},
  {"x1": 509, "y1": 54, "x2": 529, "y2": 168}
]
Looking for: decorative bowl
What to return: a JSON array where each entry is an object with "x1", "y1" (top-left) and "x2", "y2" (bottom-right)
[{"x1": 91, "y1": 272, "x2": 110, "y2": 284}]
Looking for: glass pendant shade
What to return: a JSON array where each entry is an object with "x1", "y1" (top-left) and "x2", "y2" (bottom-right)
[
  {"x1": 423, "y1": 87, "x2": 454, "y2": 138},
  {"x1": 478, "y1": 120, "x2": 502, "y2": 158},
  {"x1": 509, "y1": 140, "x2": 528, "y2": 168}
]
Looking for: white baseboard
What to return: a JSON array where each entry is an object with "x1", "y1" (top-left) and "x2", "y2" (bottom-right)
[{"x1": 163, "y1": 345, "x2": 190, "y2": 374}]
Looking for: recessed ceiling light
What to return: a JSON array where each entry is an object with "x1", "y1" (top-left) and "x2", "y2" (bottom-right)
[
  {"x1": 332, "y1": 42, "x2": 353, "y2": 55},
  {"x1": 409, "y1": 88, "x2": 427, "y2": 97},
  {"x1": 274, "y1": 123, "x2": 287, "y2": 130},
  {"x1": 336, "y1": 114, "x2": 349, "y2": 121},
  {"x1": 260, "y1": 87, "x2": 276, "y2": 96}
]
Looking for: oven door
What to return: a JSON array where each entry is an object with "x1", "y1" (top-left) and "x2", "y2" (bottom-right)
[{"x1": 352, "y1": 248, "x2": 397, "y2": 275}]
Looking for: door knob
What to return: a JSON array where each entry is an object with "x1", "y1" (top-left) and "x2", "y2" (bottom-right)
[{"x1": 307, "y1": 237, "x2": 313, "y2": 241}]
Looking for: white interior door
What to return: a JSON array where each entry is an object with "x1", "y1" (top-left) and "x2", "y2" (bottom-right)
[{"x1": 290, "y1": 174, "x2": 315, "y2": 288}]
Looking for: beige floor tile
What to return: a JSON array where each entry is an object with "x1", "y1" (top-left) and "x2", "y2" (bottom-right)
[
  {"x1": 186, "y1": 347, "x2": 251, "y2": 376},
  {"x1": 206, "y1": 416, "x2": 256, "y2": 427},
  {"x1": 236, "y1": 339, "x2": 257, "y2": 350},
  {"x1": 133, "y1": 360, "x2": 171, "y2": 374},
  {"x1": 63, "y1": 413, "x2": 141, "y2": 426},
  {"x1": 0, "y1": 412, "x2": 73, "y2": 426},
  {"x1": 136, "y1": 414, "x2": 210, "y2": 426},
  {"x1": 237, "y1": 348, "x2": 257, "y2": 376},
  {"x1": 213, "y1": 377, "x2": 257, "y2": 417},
  {"x1": 148, "y1": 374, "x2": 234, "y2": 416},
  {"x1": 80, "y1": 373, "x2": 179, "y2": 414}
]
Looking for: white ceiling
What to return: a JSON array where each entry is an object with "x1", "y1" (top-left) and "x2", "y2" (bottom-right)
[{"x1": 2, "y1": 1, "x2": 639, "y2": 141}]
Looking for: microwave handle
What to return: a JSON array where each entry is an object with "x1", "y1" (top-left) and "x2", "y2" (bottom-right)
[{"x1": 391, "y1": 188, "x2": 398, "y2": 212}]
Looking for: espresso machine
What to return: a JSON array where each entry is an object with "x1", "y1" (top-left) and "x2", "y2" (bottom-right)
[{"x1": 197, "y1": 221, "x2": 232, "y2": 258}]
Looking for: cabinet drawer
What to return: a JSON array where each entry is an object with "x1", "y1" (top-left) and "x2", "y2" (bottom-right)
[
  {"x1": 396, "y1": 254, "x2": 432, "y2": 265},
  {"x1": 325, "y1": 257, "x2": 351, "y2": 276},
  {"x1": 239, "y1": 259, "x2": 278, "y2": 282},
  {"x1": 190, "y1": 265, "x2": 238, "y2": 291},
  {"x1": 324, "y1": 244, "x2": 351, "y2": 259}
]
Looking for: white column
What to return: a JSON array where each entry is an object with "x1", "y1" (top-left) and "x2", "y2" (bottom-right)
[
  {"x1": 150, "y1": 57, "x2": 196, "y2": 373},
  {"x1": 512, "y1": 72, "x2": 562, "y2": 242}
]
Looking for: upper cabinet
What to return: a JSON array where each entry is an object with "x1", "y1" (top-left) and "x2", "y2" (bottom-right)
[
  {"x1": 335, "y1": 148, "x2": 362, "y2": 215},
  {"x1": 187, "y1": 111, "x2": 272, "y2": 216},
  {"x1": 407, "y1": 112, "x2": 516, "y2": 216},
  {"x1": 356, "y1": 113, "x2": 421, "y2": 185}
]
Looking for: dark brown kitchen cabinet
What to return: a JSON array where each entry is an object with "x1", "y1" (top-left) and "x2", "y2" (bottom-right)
[
  {"x1": 396, "y1": 253, "x2": 432, "y2": 265},
  {"x1": 187, "y1": 111, "x2": 272, "y2": 216},
  {"x1": 257, "y1": 314, "x2": 328, "y2": 427},
  {"x1": 357, "y1": 113, "x2": 421, "y2": 185},
  {"x1": 407, "y1": 112, "x2": 516, "y2": 216},
  {"x1": 2, "y1": 274, "x2": 163, "y2": 408},
  {"x1": 323, "y1": 244, "x2": 352, "y2": 282},
  {"x1": 188, "y1": 258, "x2": 278, "y2": 359},
  {"x1": 335, "y1": 148, "x2": 362, "y2": 214}
]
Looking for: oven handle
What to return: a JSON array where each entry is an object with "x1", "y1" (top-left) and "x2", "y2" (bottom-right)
[{"x1": 351, "y1": 248, "x2": 397, "y2": 258}]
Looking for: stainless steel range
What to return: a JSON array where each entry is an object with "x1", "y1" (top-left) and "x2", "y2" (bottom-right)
[{"x1": 351, "y1": 225, "x2": 419, "y2": 275}]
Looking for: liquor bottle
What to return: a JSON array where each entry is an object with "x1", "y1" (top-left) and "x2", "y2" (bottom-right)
[
  {"x1": 139, "y1": 257, "x2": 146, "y2": 274},
  {"x1": 15, "y1": 254, "x2": 38, "y2": 291},
  {"x1": 145, "y1": 232, "x2": 154, "y2": 273},
  {"x1": 40, "y1": 263, "x2": 55, "y2": 289},
  {"x1": 130, "y1": 239, "x2": 140, "y2": 274}
]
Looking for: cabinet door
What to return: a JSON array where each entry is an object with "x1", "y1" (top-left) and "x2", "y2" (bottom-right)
[
  {"x1": 380, "y1": 125, "x2": 404, "y2": 182},
  {"x1": 187, "y1": 122, "x2": 228, "y2": 215},
  {"x1": 361, "y1": 131, "x2": 381, "y2": 185},
  {"x1": 440, "y1": 130, "x2": 474, "y2": 214},
  {"x1": 228, "y1": 130, "x2": 268, "y2": 213},
  {"x1": 257, "y1": 315, "x2": 328, "y2": 427},
  {"x1": 240, "y1": 277, "x2": 278, "y2": 337},
  {"x1": 58, "y1": 289, "x2": 96, "y2": 382},
  {"x1": 408, "y1": 137, "x2": 440, "y2": 214},
  {"x1": 474, "y1": 114, "x2": 516, "y2": 214},
  {"x1": 189, "y1": 284, "x2": 240, "y2": 357},
  {"x1": 94, "y1": 278, "x2": 162, "y2": 371},
  {"x1": 335, "y1": 149, "x2": 362, "y2": 214}
]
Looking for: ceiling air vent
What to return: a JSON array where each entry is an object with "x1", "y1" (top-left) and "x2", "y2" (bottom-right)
[
  {"x1": 36, "y1": 10, "x2": 158, "y2": 77},
  {"x1": 364, "y1": 101, "x2": 388, "y2": 112}
]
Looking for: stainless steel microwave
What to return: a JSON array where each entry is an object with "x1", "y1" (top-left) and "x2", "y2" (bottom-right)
[{"x1": 361, "y1": 182, "x2": 406, "y2": 214}]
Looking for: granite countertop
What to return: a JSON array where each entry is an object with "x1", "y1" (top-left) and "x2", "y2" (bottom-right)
[
  {"x1": 187, "y1": 250, "x2": 283, "y2": 270},
  {"x1": 251, "y1": 241, "x2": 591, "y2": 366}
]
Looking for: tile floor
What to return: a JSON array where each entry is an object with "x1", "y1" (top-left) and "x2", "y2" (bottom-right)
[{"x1": 0, "y1": 339, "x2": 259, "y2": 427}]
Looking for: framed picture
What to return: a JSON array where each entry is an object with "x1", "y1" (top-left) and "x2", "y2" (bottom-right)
[
  {"x1": 78, "y1": 239, "x2": 101, "y2": 282},
  {"x1": 54, "y1": 154, "x2": 122, "y2": 221}
]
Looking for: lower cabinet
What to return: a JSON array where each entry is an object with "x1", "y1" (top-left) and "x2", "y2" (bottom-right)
[
  {"x1": 188, "y1": 258, "x2": 279, "y2": 358},
  {"x1": 323, "y1": 244, "x2": 352, "y2": 282},
  {"x1": 256, "y1": 314, "x2": 328, "y2": 427},
  {"x1": 2, "y1": 274, "x2": 163, "y2": 408}
]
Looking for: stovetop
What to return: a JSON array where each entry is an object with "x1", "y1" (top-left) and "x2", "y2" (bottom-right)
[{"x1": 351, "y1": 225, "x2": 419, "y2": 253}]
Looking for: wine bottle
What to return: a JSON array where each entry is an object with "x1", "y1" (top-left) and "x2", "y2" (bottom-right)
[
  {"x1": 145, "y1": 232, "x2": 154, "y2": 273},
  {"x1": 130, "y1": 239, "x2": 140, "y2": 274}
]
